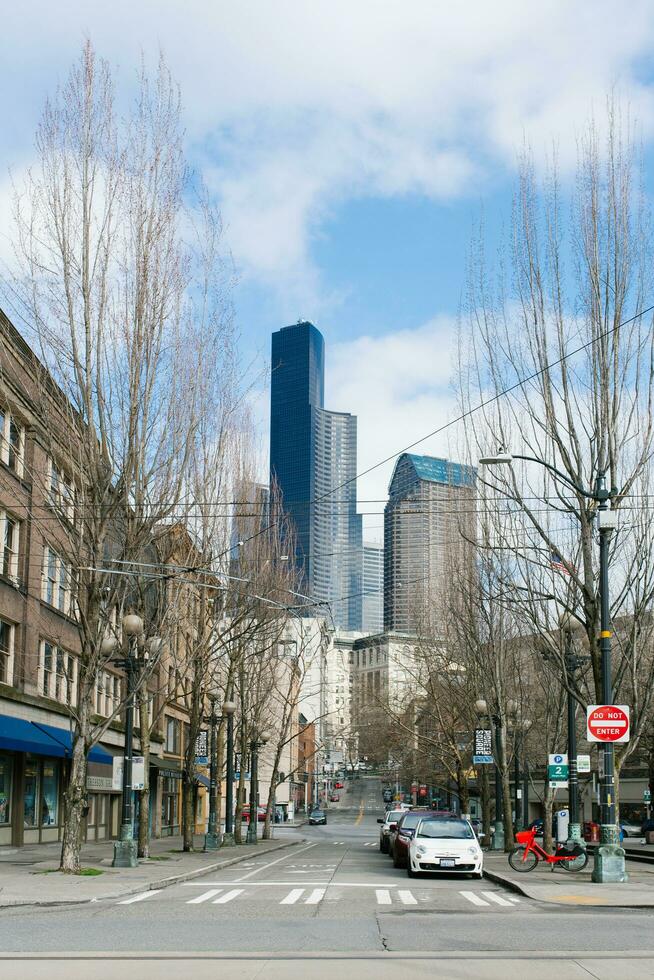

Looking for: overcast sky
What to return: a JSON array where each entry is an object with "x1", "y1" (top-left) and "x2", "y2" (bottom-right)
[{"x1": 2, "y1": 1, "x2": 654, "y2": 540}]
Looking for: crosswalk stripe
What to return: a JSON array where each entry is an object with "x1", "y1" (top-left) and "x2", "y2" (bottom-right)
[
  {"x1": 376, "y1": 889, "x2": 392, "y2": 905},
  {"x1": 187, "y1": 889, "x2": 222, "y2": 904},
  {"x1": 212, "y1": 889, "x2": 243, "y2": 904},
  {"x1": 506, "y1": 895, "x2": 521, "y2": 903},
  {"x1": 118, "y1": 890, "x2": 160, "y2": 905},
  {"x1": 305, "y1": 888, "x2": 325, "y2": 905},
  {"x1": 482, "y1": 891, "x2": 514, "y2": 907},
  {"x1": 280, "y1": 889, "x2": 304, "y2": 905},
  {"x1": 398, "y1": 890, "x2": 417, "y2": 905},
  {"x1": 460, "y1": 890, "x2": 490, "y2": 907}
]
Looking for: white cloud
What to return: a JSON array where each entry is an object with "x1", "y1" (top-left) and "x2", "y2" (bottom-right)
[
  {"x1": 1, "y1": 1, "x2": 654, "y2": 309},
  {"x1": 327, "y1": 316, "x2": 460, "y2": 540}
]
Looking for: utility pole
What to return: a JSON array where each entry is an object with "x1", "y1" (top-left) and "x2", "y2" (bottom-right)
[
  {"x1": 204, "y1": 698, "x2": 220, "y2": 851},
  {"x1": 592, "y1": 474, "x2": 628, "y2": 882}
]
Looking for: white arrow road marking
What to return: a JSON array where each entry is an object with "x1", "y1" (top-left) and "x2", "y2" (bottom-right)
[
  {"x1": 482, "y1": 891, "x2": 514, "y2": 906},
  {"x1": 376, "y1": 889, "x2": 392, "y2": 905},
  {"x1": 212, "y1": 889, "x2": 243, "y2": 904},
  {"x1": 460, "y1": 891, "x2": 490, "y2": 907},
  {"x1": 398, "y1": 890, "x2": 417, "y2": 905},
  {"x1": 305, "y1": 888, "x2": 325, "y2": 904},
  {"x1": 118, "y1": 890, "x2": 161, "y2": 905},
  {"x1": 187, "y1": 889, "x2": 223, "y2": 904},
  {"x1": 280, "y1": 889, "x2": 304, "y2": 905}
]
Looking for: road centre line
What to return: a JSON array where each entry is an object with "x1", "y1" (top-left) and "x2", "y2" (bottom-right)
[{"x1": 232, "y1": 842, "x2": 318, "y2": 881}]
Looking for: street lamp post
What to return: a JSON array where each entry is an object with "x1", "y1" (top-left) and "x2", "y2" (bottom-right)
[
  {"x1": 222, "y1": 700, "x2": 236, "y2": 846},
  {"x1": 480, "y1": 451, "x2": 627, "y2": 883},
  {"x1": 246, "y1": 735, "x2": 266, "y2": 845},
  {"x1": 204, "y1": 697, "x2": 220, "y2": 851},
  {"x1": 110, "y1": 612, "x2": 145, "y2": 869},
  {"x1": 475, "y1": 699, "x2": 504, "y2": 850}
]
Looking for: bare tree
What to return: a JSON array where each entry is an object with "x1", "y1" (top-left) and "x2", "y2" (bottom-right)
[
  {"x1": 458, "y1": 102, "x2": 654, "y2": 815},
  {"x1": 9, "y1": 44, "x2": 213, "y2": 871}
]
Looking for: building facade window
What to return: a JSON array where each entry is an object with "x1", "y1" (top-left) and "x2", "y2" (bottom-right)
[
  {"x1": 0, "y1": 408, "x2": 24, "y2": 476},
  {"x1": 48, "y1": 458, "x2": 76, "y2": 522},
  {"x1": 22, "y1": 757, "x2": 60, "y2": 829},
  {"x1": 1, "y1": 512, "x2": 19, "y2": 582},
  {"x1": 0, "y1": 754, "x2": 12, "y2": 824},
  {"x1": 39, "y1": 641, "x2": 77, "y2": 706},
  {"x1": 94, "y1": 670, "x2": 120, "y2": 717},
  {"x1": 165, "y1": 718, "x2": 181, "y2": 754},
  {"x1": 42, "y1": 546, "x2": 75, "y2": 615},
  {"x1": 161, "y1": 775, "x2": 179, "y2": 830},
  {"x1": 0, "y1": 619, "x2": 15, "y2": 686}
]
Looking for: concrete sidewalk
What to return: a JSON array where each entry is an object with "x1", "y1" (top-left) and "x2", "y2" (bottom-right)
[
  {"x1": 0, "y1": 832, "x2": 305, "y2": 909},
  {"x1": 484, "y1": 851, "x2": 654, "y2": 907}
]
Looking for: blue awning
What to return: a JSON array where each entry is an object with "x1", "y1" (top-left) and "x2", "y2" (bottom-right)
[
  {"x1": 0, "y1": 716, "x2": 68, "y2": 757},
  {"x1": 0, "y1": 715, "x2": 113, "y2": 765},
  {"x1": 195, "y1": 773, "x2": 210, "y2": 788}
]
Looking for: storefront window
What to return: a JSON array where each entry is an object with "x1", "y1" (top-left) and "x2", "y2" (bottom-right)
[
  {"x1": 24, "y1": 759, "x2": 39, "y2": 827},
  {"x1": 161, "y1": 775, "x2": 179, "y2": 828},
  {"x1": 0, "y1": 754, "x2": 12, "y2": 824},
  {"x1": 41, "y1": 761, "x2": 59, "y2": 826}
]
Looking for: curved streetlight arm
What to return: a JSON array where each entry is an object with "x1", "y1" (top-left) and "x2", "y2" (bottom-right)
[{"x1": 508, "y1": 454, "x2": 606, "y2": 502}]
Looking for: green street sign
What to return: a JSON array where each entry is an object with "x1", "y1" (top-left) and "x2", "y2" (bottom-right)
[
  {"x1": 548, "y1": 753, "x2": 569, "y2": 782},
  {"x1": 644, "y1": 788, "x2": 651, "y2": 802}
]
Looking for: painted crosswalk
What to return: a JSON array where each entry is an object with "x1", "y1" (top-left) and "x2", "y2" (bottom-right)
[
  {"x1": 120, "y1": 886, "x2": 521, "y2": 911},
  {"x1": 459, "y1": 890, "x2": 520, "y2": 908}
]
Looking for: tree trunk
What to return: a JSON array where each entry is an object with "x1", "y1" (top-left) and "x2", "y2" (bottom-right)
[
  {"x1": 60, "y1": 700, "x2": 90, "y2": 872},
  {"x1": 215, "y1": 720, "x2": 225, "y2": 839},
  {"x1": 234, "y1": 726, "x2": 248, "y2": 844},
  {"x1": 501, "y1": 765, "x2": 515, "y2": 850},
  {"x1": 138, "y1": 692, "x2": 150, "y2": 859},
  {"x1": 182, "y1": 776, "x2": 195, "y2": 851},
  {"x1": 456, "y1": 760, "x2": 470, "y2": 815},
  {"x1": 543, "y1": 784, "x2": 555, "y2": 855},
  {"x1": 263, "y1": 745, "x2": 284, "y2": 840}
]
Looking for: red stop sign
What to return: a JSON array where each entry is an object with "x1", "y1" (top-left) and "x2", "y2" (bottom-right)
[{"x1": 586, "y1": 704, "x2": 630, "y2": 743}]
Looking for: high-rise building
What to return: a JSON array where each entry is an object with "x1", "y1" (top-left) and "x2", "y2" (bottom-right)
[
  {"x1": 384, "y1": 453, "x2": 476, "y2": 633},
  {"x1": 362, "y1": 543, "x2": 384, "y2": 634},
  {"x1": 270, "y1": 321, "x2": 362, "y2": 630}
]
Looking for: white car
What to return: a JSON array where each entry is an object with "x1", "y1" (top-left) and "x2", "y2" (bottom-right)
[{"x1": 407, "y1": 817, "x2": 483, "y2": 879}]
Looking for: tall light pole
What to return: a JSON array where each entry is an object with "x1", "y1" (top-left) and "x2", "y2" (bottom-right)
[
  {"x1": 475, "y1": 699, "x2": 504, "y2": 850},
  {"x1": 222, "y1": 700, "x2": 236, "y2": 846},
  {"x1": 246, "y1": 735, "x2": 266, "y2": 845},
  {"x1": 109, "y1": 612, "x2": 148, "y2": 869},
  {"x1": 204, "y1": 697, "x2": 220, "y2": 851},
  {"x1": 480, "y1": 451, "x2": 627, "y2": 883},
  {"x1": 559, "y1": 612, "x2": 589, "y2": 845}
]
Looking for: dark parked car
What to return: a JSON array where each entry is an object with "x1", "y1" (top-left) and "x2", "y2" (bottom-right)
[
  {"x1": 309, "y1": 809, "x2": 327, "y2": 825},
  {"x1": 389, "y1": 809, "x2": 456, "y2": 868}
]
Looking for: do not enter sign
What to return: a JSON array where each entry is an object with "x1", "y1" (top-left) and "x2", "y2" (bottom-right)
[{"x1": 586, "y1": 704, "x2": 630, "y2": 743}]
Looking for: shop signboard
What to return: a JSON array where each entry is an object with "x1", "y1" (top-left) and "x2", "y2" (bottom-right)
[{"x1": 195, "y1": 730, "x2": 209, "y2": 765}]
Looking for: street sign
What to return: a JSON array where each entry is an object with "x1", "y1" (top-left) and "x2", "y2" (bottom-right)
[
  {"x1": 548, "y1": 753, "x2": 569, "y2": 784},
  {"x1": 473, "y1": 755, "x2": 494, "y2": 765},
  {"x1": 644, "y1": 788, "x2": 652, "y2": 802},
  {"x1": 195, "y1": 730, "x2": 209, "y2": 765},
  {"x1": 474, "y1": 729, "x2": 492, "y2": 756},
  {"x1": 577, "y1": 754, "x2": 591, "y2": 774},
  {"x1": 586, "y1": 705, "x2": 630, "y2": 743},
  {"x1": 112, "y1": 756, "x2": 145, "y2": 791}
]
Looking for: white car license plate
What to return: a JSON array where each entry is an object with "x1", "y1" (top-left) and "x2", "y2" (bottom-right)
[{"x1": 439, "y1": 859, "x2": 455, "y2": 868}]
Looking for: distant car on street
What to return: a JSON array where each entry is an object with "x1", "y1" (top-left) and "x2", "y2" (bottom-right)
[
  {"x1": 620, "y1": 820, "x2": 643, "y2": 838},
  {"x1": 329, "y1": 794, "x2": 340, "y2": 802},
  {"x1": 335, "y1": 781, "x2": 344, "y2": 789},
  {"x1": 309, "y1": 809, "x2": 327, "y2": 825},
  {"x1": 377, "y1": 808, "x2": 406, "y2": 853}
]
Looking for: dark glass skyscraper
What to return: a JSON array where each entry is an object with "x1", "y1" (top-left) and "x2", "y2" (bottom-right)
[{"x1": 270, "y1": 322, "x2": 362, "y2": 630}]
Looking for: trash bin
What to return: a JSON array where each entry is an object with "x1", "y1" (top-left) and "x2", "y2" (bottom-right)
[{"x1": 584, "y1": 821, "x2": 600, "y2": 843}]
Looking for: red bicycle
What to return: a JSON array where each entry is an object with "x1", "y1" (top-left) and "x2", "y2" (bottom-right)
[{"x1": 508, "y1": 827, "x2": 588, "y2": 872}]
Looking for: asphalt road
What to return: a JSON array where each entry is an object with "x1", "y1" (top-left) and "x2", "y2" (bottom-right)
[{"x1": 1, "y1": 776, "x2": 654, "y2": 978}]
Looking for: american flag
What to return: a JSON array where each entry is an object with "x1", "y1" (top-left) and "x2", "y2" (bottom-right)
[{"x1": 550, "y1": 551, "x2": 571, "y2": 575}]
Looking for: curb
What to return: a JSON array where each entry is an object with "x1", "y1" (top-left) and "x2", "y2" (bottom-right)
[
  {"x1": 483, "y1": 867, "x2": 654, "y2": 909},
  {"x1": 0, "y1": 837, "x2": 306, "y2": 910}
]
